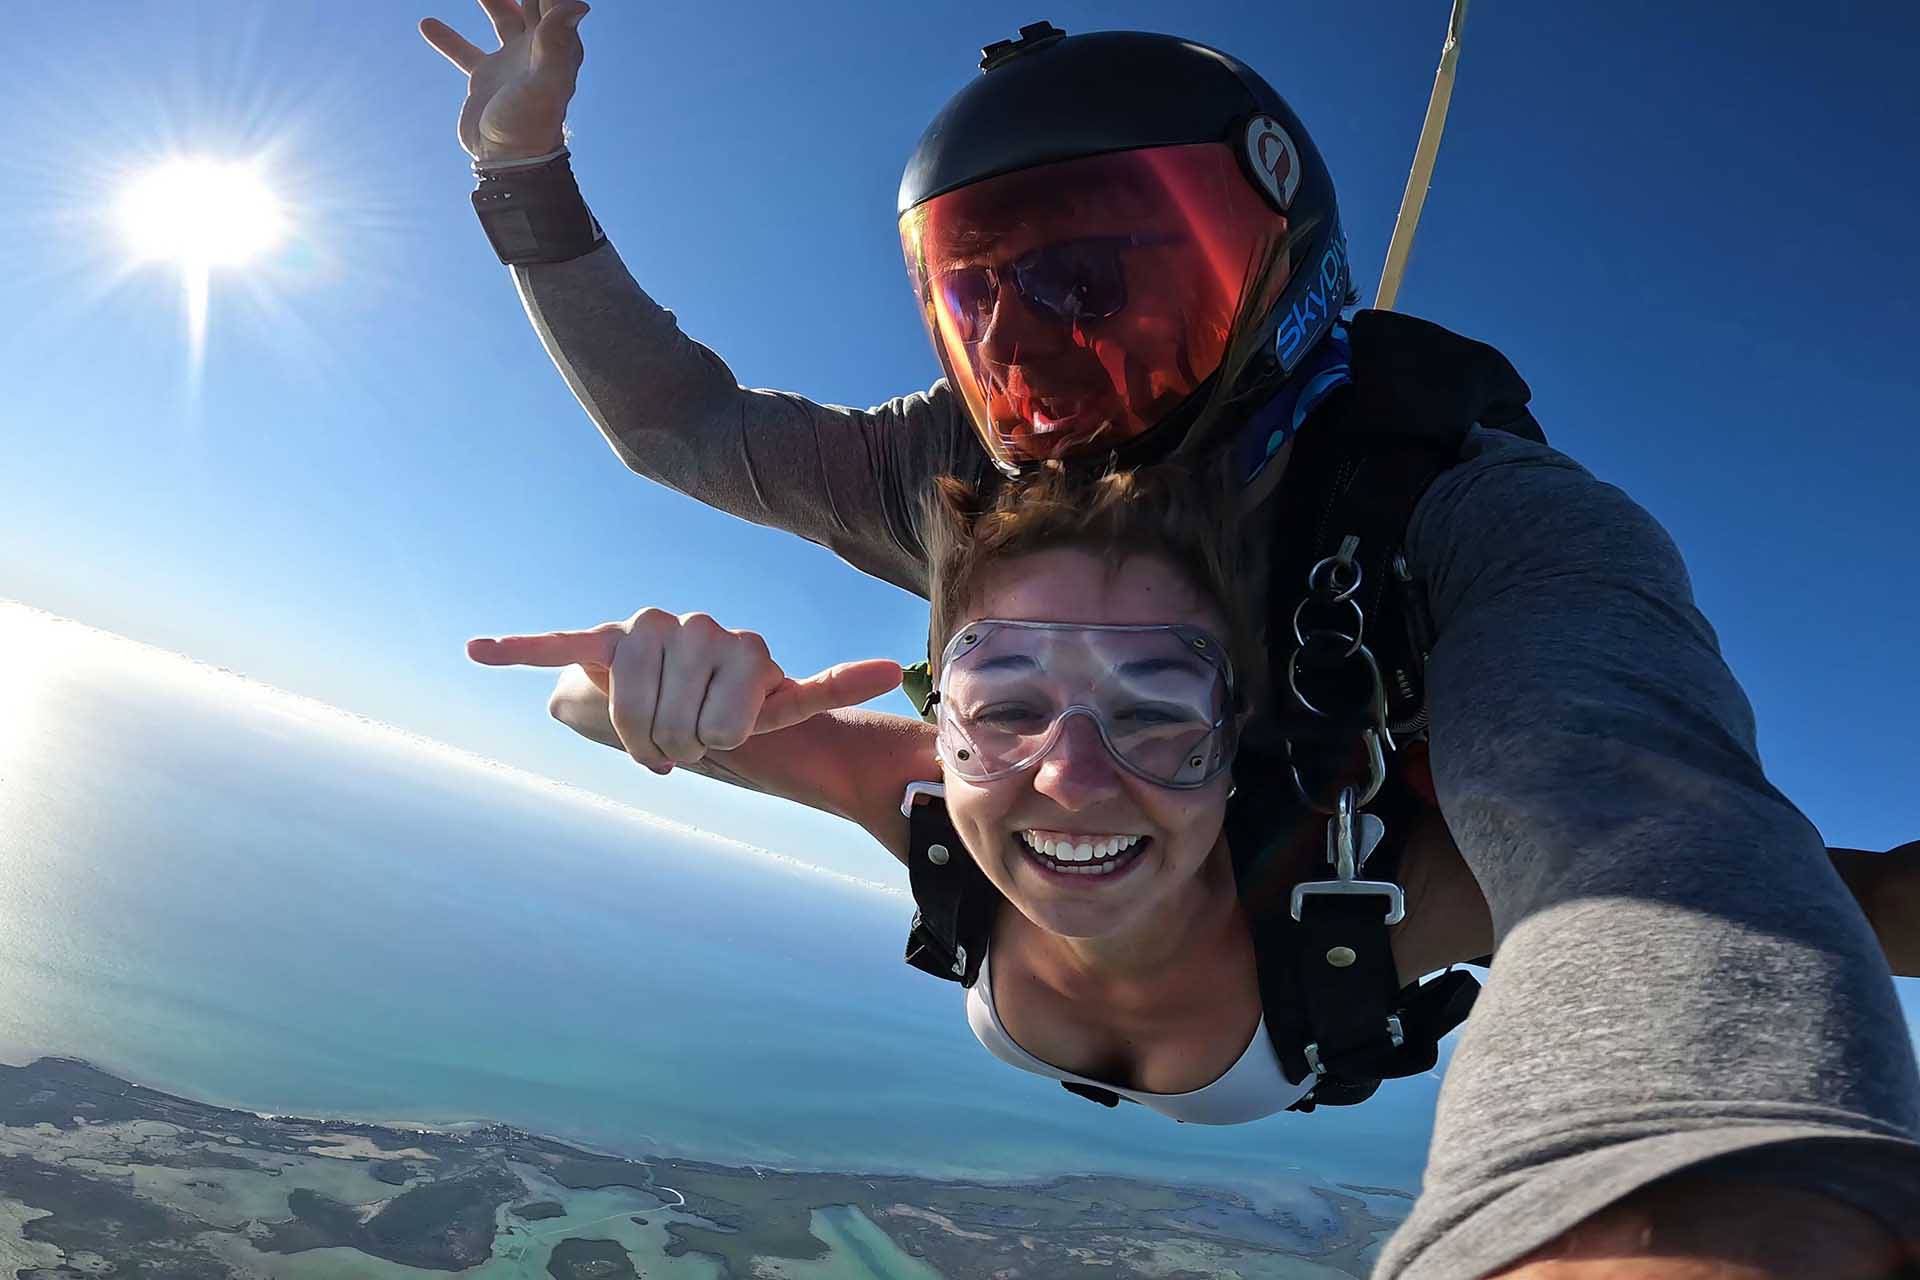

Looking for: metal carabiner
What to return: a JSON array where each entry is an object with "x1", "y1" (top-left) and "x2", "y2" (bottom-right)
[{"x1": 1288, "y1": 725, "x2": 1388, "y2": 814}]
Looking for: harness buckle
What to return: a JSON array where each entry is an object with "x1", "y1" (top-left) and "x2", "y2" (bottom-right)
[
  {"x1": 900, "y1": 780, "x2": 946, "y2": 816},
  {"x1": 1303, "y1": 1016, "x2": 1406, "y2": 1078},
  {"x1": 1290, "y1": 878, "x2": 1405, "y2": 925},
  {"x1": 1289, "y1": 788, "x2": 1405, "y2": 924}
]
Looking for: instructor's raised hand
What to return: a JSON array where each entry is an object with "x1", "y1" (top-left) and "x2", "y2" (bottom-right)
[
  {"x1": 420, "y1": 0, "x2": 590, "y2": 163},
  {"x1": 468, "y1": 611, "x2": 902, "y2": 774}
]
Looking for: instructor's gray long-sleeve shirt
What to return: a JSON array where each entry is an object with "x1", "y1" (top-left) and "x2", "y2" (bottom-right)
[{"x1": 510, "y1": 242, "x2": 1920, "y2": 1277}]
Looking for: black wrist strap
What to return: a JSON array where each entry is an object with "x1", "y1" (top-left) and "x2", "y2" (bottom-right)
[{"x1": 471, "y1": 150, "x2": 606, "y2": 267}]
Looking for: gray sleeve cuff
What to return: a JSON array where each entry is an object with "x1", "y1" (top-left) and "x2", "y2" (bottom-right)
[{"x1": 1377, "y1": 1124, "x2": 1920, "y2": 1279}]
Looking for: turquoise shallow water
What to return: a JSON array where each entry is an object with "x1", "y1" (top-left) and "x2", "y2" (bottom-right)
[{"x1": 0, "y1": 603, "x2": 1447, "y2": 1215}]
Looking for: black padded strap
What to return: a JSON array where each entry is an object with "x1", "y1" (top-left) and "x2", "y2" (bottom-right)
[
  {"x1": 1234, "y1": 374, "x2": 1481, "y2": 1107},
  {"x1": 1060, "y1": 1081, "x2": 1122, "y2": 1108},
  {"x1": 1399, "y1": 968, "x2": 1480, "y2": 1049},
  {"x1": 1347, "y1": 310, "x2": 1543, "y2": 445},
  {"x1": 902, "y1": 795, "x2": 993, "y2": 987},
  {"x1": 1294, "y1": 894, "x2": 1428, "y2": 1081}
]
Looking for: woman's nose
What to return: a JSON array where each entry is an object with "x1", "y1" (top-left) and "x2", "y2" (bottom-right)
[{"x1": 1030, "y1": 713, "x2": 1124, "y2": 810}]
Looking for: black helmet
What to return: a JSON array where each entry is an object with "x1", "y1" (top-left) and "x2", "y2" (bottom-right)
[{"x1": 899, "y1": 22, "x2": 1349, "y2": 474}]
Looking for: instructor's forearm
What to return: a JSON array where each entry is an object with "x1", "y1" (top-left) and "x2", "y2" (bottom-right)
[
  {"x1": 512, "y1": 244, "x2": 737, "y2": 494},
  {"x1": 507, "y1": 243, "x2": 952, "y2": 596}
]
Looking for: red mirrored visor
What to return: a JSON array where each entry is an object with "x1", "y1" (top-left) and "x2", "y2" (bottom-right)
[{"x1": 901, "y1": 143, "x2": 1288, "y2": 470}]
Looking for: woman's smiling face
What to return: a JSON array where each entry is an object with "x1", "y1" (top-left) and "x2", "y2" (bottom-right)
[{"x1": 940, "y1": 546, "x2": 1236, "y2": 942}]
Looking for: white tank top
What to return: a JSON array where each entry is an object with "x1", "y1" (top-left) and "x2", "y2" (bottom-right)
[{"x1": 965, "y1": 946, "x2": 1314, "y2": 1124}]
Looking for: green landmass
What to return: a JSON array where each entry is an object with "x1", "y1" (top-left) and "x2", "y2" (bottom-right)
[
  {"x1": 257, "y1": 1167, "x2": 523, "y2": 1269},
  {"x1": 0, "y1": 1056, "x2": 1406, "y2": 1278},
  {"x1": 370, "y1": 1158, "x2": 414, "y2": 1185},
  {"x1": 544, "y1": 1155, "x2": 653, "y2": 1191},
  {"x1": 546, "y1": 1236, "x2": 641, "y2": 1279},
  {"x1": 0, "y1": 1151, "x2": 229, "y2": 1279},
  {"x1": 1337, "y1": 1183, "x2": 1414, "y2": 1200}
]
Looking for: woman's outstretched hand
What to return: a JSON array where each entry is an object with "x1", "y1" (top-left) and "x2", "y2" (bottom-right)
[
  {"x1": 420, "y1": 0, "x2": 590, "y2": 163},
  {"x1": 468, "y1": 611, "x2": 902, "y2": 774}
]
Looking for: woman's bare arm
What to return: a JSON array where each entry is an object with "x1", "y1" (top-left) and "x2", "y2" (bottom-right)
[{"x1": 546, "y1": 662, "x2": 933, "y2": 864}]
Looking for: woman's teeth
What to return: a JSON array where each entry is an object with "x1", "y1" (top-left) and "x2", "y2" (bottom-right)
[{"x1": 1018, "y1": 831, "x2": 1146, "y2": 876}]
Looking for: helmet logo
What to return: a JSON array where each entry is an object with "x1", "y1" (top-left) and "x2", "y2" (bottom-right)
[{"x1": 1245, "y1": 115, "x2": 1301, "y2": 211}]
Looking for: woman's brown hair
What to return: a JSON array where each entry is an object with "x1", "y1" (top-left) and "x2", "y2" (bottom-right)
[{"x1": 923, "y1": 459, "x2": 1255, "y2": 691}]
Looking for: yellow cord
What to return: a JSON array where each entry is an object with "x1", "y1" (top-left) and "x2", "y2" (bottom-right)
[{"x1": 1374, "y1": 0, "x2": 1470, "y2": 312}]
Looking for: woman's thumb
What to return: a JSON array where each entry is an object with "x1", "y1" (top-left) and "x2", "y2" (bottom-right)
[{"x1": 755, "y1": 660, "x2": 903, "y2": 734}]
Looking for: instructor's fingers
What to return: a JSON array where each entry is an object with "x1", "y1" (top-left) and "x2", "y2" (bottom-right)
[
  {"x1": 474, "y1": 0, "x2": 526, "y2": 43},
  {"x1": 529, "y1": 1, "x2": 588, "y2": 79},
  {"x1": 420, "y1": 18, "x2": 486, "y2": 73},
  {"x1": 755, "y1": 659, "x2": 902, "y2": 735},
  {"x1": 467, "y1": 629, "x2": 618, "y2": 668}
]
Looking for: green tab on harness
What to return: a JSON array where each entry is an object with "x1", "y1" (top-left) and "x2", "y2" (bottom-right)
[{"x1": 902, "y1": 660, "x2": 937, "y2": 722}]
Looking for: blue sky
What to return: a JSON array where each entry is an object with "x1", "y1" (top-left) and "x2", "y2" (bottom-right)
[{"x1": 2, "y1": 0, "x2": 1915, "y2": 882}]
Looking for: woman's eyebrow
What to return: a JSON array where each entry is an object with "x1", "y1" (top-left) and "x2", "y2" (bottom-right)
[
  {"x1": 972, "y1": 654, "x2": 1041, "y2": 673},
  {"x1": 1116, "y1": 657, "x2": 1211, "y2": 680}
]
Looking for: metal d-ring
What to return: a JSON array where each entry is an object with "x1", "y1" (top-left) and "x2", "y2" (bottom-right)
[
  {"x1": 1306, "y1": 542, "x2": 1364, "y2": 603},
  {"x1": 1286, "y1": 637, "x2": 1386, "y2": 720},
  {"x1": 1292, "y1": 595, "x2": 1365, "y2": 656}
]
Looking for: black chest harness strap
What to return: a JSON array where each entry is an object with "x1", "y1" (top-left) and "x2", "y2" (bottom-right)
[{"x1": 900, "y1": 310, "x2": 1538, "y2": 1113}]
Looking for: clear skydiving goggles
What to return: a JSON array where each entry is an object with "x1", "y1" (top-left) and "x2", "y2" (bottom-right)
[{"x1": 932, "y1": 621, "x2": 1240, "y2": 789}]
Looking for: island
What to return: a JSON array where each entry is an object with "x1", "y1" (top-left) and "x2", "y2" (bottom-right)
[{"x1": 0, "y1": 1056, "x2": 1409, "y2": 1277}]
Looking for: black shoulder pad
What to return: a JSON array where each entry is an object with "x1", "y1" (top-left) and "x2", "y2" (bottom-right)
[{"x1": 1347, "y1": 310, "x2": 1544, "y2": 444}]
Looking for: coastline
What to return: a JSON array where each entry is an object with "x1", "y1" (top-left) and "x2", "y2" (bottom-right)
[
  {"x1": 0, "y1": 1054, "x2": 1405, "y2": 1278},
  {"x1": 0, "y1": 1044, "x2": 1355, "y2": 1210}
]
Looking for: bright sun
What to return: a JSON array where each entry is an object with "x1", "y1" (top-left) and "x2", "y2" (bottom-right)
[
  {"x1": 118, "y1": 157, "x2": 285, "y2": 268},
  {"x1": 115, "y1": 156, "x2": 290, "y2": 372}
]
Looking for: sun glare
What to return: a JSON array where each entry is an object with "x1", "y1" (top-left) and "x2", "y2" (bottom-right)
[
  {"x1": 118, "y1": 157, "x2": 285, "y2": 268},
  {"x1": 114, "y1": 156, "x2": 289, "y2": 376}
]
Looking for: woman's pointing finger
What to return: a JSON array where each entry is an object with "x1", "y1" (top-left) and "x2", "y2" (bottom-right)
[{"x1": 467, "y1": 628, "x2": 618, "y2": 669}]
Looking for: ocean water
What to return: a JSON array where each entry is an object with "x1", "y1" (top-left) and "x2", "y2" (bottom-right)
[{"x1": 0, "y1": 602, "x2": 1447, "y2": 1214}]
